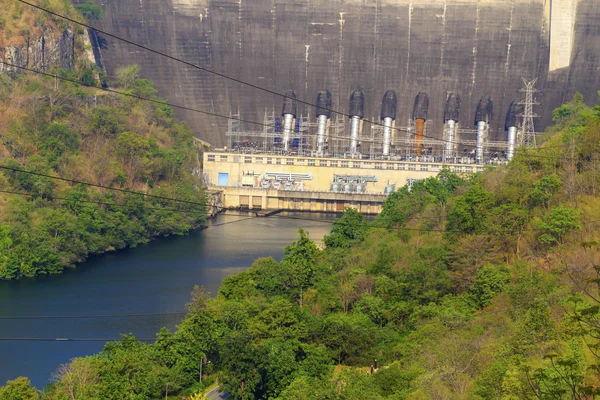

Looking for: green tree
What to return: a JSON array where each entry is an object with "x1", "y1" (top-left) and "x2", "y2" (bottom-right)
[
  {"x1": 530, "y1": 174, "x2": 562, "y2": 210},
  {"x1": 75, "y1": 0, "x2": 104, "y2": 20},
  {"x1": 446, "y1": 184, "x2": 494, "y2": 237},
  {"x1": 115, "y1": 64, "x2": 140, "y2": 91},
  {"x1": 324, "y1": 208, "x2": 367, "y2": 249},
  {"x1": 281, "y1": 228, "x2": 319, "y2": 298},
  {"x1": 0, "y1": 377, "x2": 38, "y2": 400},
  {"x1": 468, "y1": 264, "x2": 510, "y2": 309},
  {"x1": 38, "y1": 123, "x2": 79, "y2": 167},
  {"x1": 534, "y1": 206, "x2": 580, "y2": 245},
  {"x1": 378, "y1": 187, "x2": 411, "y2": 228},
  {"x1": 552, "y1": 92, "x2": 585, "y2": 123},
  {"x1": 276, "y1": 376, "x2": 337, "y2": 400},
  {"x1": 219, "y1": 333, "x2": 261, "y2": 400},
  {"x1": 116, "y1": 132, "x2": 149, "y2": 160},
  {"x1": 320, "y1": 313, "x2": 376, "y2": 365},
  {"x1": 90, "y1": 108, "x2": 125, "y2": 137},
  {"x1": 0, "y1": 225, "x2": 14, "y2": 279}
]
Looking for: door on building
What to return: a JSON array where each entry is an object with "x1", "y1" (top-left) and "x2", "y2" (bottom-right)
[{"x1": 217, "y1": 173, "x2": 229, "y2": 186}]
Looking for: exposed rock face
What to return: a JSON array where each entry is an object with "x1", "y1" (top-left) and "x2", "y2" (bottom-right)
[
  {"x1": 89, "y1": 0, "x2": 600, "y2": 145},
  {"x1": 0, "y1": 28, "x2": 75, "y2": 73}
]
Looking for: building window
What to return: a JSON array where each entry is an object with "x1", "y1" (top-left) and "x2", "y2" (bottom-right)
[
  {"x1": 408, "y1": 164, "x2": 416, "y2": 171},
  {"x1": 266, "y1": 157, "x2": 272, "y2": 164},
  {"x1": 330, "y1": 161, "x2": 338, "y2": 168},
  {"x1": 374, "y1": 162, "x2": 382, "y2": 170},
  {"x1": 420, "y1": 164, "x2": 428, "y2": 171},
  {"x1": 454, "y1": 166, "x2": 462, "y2": 172},
  {"x1": 352, "y1": 162, "x2": 360, "y2": 169},
  {"x1": 286, "y1": 158, "x2": 294, "y2": 165},
  {"x1": 308, "y1": 159, "x2": 316, "y2": 166},
  {"x1": 276, "y1": 158, "x2": 282, "y2": 165},
  {"x1": 255, "y1": 157, "x2": 263, "y2": 163},
  {"x1": 220, "y1": 155, "x2": 228, "y2": 162},
  {"x1": 207, "y1": 155, "x2": 215, "y2": 162},
  {"x1": 398, "y1": 164, "x2": 406, "y2": 170},
  {"x1": 341, "y1": 161, "x2": 349, "y2": 168},
  {"x1": 465, "y1": 167, "x2": 473, "y2": 173},
  {"x1": 297, "y1": 159, "x2": 305, "y2": 166},
  {"x1": 319, "y1": 160, "x2": 327, "y2": 167},
  {"x1": 386, "y1": 163, "x2": 395, "y2": 170},
  {"x1": 363, "y1": 163, "x2": 371, "y2": 169},
  {"x1": 244, "y1": 157, "x2": 252, "y2": 163}
]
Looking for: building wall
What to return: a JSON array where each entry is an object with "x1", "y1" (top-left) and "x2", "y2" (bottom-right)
[{"x1": 203, "y1": 152, "x2": 482, "y2": 193}]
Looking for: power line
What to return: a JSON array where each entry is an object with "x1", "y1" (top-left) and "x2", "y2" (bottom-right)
[
  {"x1": 1, "y1": 182, "x2": 595, "y2": 235},
  {"x1": 2, "y1": 161, "x2": 595, "y2": 233},
  {"x1": 13, "y1": 0, "x2": 540, "y2": 153},
  {"x1": 0, "y1": 189, "x2": 207, "y2": 214},
  {"x1": 0, "y1": 62, "x2": 572, "y2": 159},
  {"x1": 0, "y1": 61, "x2": 473, "y2": 153},
  {"x1": 0, "y1": 164, "x2": 206, "y2": 207},
  {"x1": 0, "y1": 62, "x2": 268, "y2": 129},
  {"x1": 0, "y1": 312, "x2": 188, "y2": 320},
  {"x1": 0, "y1": 308, "x2": 523, "y2": 343}
]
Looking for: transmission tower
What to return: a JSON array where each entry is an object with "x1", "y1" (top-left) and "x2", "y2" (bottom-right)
[{"x1": 518, "y1": 78, "x2": 541, "y2": 148}]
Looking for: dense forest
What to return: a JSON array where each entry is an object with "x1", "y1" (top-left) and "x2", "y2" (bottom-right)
[
  {"x1": 0, "y1": 2, "x2": 206, "y2": 280},
  {"x1": 1, "y1": 92, "x2": 599, "y2": 399}
]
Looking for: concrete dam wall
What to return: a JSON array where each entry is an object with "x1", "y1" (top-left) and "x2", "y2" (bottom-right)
[{"x1": 92, "y1": 0, "x2": 600, "y2": 147}]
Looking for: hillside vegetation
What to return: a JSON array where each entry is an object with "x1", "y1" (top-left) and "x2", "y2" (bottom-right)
[
  {"x1": 0, "y1": 0, "x2": 82, "y2": 46},
  {"x1": 0, "y1": 0, "x2": 206, "y2": 279},
  {"x1": 2, "y1": 93, "x2": 599, "y2": 399}
]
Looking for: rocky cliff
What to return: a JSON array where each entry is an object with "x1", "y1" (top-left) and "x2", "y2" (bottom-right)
[
  {"x1": 88, "y1": 0, "x2": 600, "y2": 146},
  {"x1": 0, "y1": 27, "x2": 75, "y2": 73}
]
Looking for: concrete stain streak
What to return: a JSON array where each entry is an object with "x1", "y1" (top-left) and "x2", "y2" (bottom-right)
[
  {"x1": 502, "y1": 0, "x2": 515, "y2": 114},
  {"x1": 372, "y1": 0, "x2": 379, "y2": 80},
  {"x1": 406, "y1": 0, "x2": 413, "y2": 87},
  {"x1": 238, "y1": 0, "x2": 242, "y2": 58},
  {"x1": 305, "y1": 44, "x2": 310, "y2": 93},
  {"x1": 338, "y1": 12, "x2": 345, "y2": 110},
  {"x1": 470, "y1": 0, "x2": 480, "y2": 100},
  {"x1": 439, "y1": 1, "x2": 447, "y2": 80}
]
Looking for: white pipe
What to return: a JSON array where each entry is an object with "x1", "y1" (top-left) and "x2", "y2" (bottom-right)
[
  {"x1": 476, "y1": 120, "x2": 486, "y2": 164},
  {"x1": 283, "y1": 113, "x2": 294, "y2": 152},
  {"x1": 349, "y1": 116, "x2": 360, "y2": 154},
  {"x1": 382, "y1": 117, "x2": 392, "y2": 156},
  {"x1": 317, "y1": 114, "x2": 328, "y2": 154},
  {"x1": 507, "y1": 126, "x2": 517, "y2": 160},
  {"x1": 445, "y1": 119, "x2": 456, "y2": 161}
]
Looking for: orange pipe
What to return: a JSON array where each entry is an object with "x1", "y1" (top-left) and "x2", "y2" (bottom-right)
[{"x1": 415, "y1": 118, "x2": 425, "y2": 156}]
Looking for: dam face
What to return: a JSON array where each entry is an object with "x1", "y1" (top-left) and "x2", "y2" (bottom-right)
[{"x1": 93, "y1": 0, "x2": 600, "y2": 146}]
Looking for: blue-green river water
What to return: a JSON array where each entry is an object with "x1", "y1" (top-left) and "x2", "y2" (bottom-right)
[{"x1": 0, "y1": 212, "x2": 333, "y2": 388}]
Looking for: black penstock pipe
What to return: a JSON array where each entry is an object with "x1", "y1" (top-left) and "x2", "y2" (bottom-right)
[
  {"x1": 444, "y1": 92, "x2": 461, "y2": 122},
  {"x1": 380, "y1": 90, "x2": 397, "y2": 120},
  {"x1": 316, "y1": 90, "x2": 332, "y2": 118},
  {"x1": 282, "y1": 90, "x2": 297, "y2": 117},
  {"x1": 412, "y1": 91, "x2": 429, "y2": 120},
  {"x1": 504, "y1": 99, "x2": 523, "y2": 130},
  {"x1": 475, "y1": 97, "x2": 493, "y2": 124},
  {"x1": 349, "y1": 89, "x2": 365, "y2": 118}
]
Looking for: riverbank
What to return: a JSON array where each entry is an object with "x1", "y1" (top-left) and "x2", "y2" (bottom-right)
[{"x1": 0, "y1": 212, "x2": 334, "y2": 387}]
